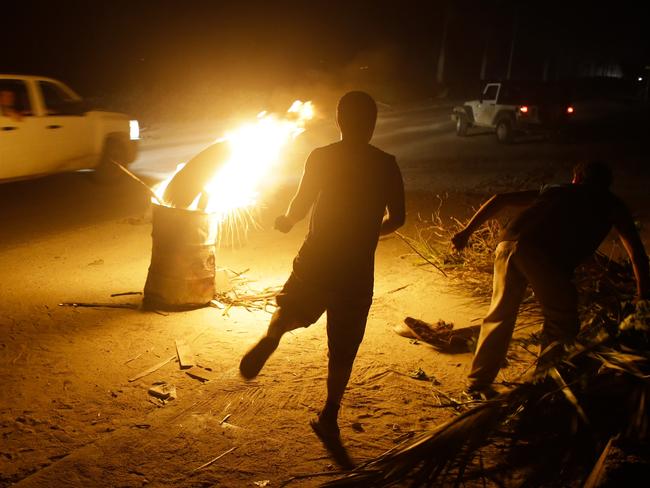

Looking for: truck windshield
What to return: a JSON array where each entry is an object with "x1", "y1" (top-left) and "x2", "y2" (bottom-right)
[
  {"x1": 483, "y1": 85, "x2": 499, "y2": 101},
  {"x1": 39, "y1": 81, "x2": 77, "y2": 116}
]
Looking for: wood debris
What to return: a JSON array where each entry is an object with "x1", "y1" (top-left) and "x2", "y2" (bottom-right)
[
  {"x1": 175, "y1": 339, "x2": 194, "y2": 369},
  {"x1": 59, "y1": 302, "x2": 139, "y2": 310},
  {"x1": 147, "y1": 382, "x2": 177, "y2": 401},
  {"x1": 128, "y1": 355, "x2": 176, "y2": 382},
  {"x1": 387, "y1": 283, "x2": 411, "y2": 294},
  {"x1": 186, "y1": 368, "x2": 217, "y2": 382},
  {"x1": 110, "y1": 291, "x2": 143, "y2": 297},
  {"x1": 192, "y1": 446, "x2": 237, "y2": 471}
]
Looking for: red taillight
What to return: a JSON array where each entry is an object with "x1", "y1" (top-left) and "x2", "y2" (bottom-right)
[
  {"x1": 519, "y1": 106, "x2": 529, "y2": 113},
  {"x1": 566, "y1": 106, "x2": 574, "y2": 114}
]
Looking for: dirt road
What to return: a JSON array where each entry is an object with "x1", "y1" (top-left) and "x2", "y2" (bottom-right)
[{"x1": 1, "y1": 103, "x2": 648, "y2": 487}]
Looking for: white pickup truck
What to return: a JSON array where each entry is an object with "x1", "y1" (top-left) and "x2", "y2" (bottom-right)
[{"x1": 0, "y1": 74, "x2": 139, "y2": 182}]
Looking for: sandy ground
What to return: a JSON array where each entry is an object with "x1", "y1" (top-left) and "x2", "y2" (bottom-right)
[{"x1": 1, "y1": 104, "x2": 649, "y2": 487}]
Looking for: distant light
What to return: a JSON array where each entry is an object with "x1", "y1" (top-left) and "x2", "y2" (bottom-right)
[
  {"x1": 567, "y1": 106, "x2": 575, "y2": 114},
  {"x1": 639, "y1": 77, "x2": 644, "y2": 82},
  {"x1": 130, "y1": 120, "x2": 140, "y2": 140},
  {"x1": 519, "y1": 106, "x2": 529, "y2": 113}
]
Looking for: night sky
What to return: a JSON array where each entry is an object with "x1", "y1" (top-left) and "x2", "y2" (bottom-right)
[{"x1": 2, "y1": 1, "x2": 647, "y2": 119}]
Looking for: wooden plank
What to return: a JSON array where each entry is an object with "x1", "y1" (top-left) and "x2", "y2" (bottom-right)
[
  {"x1": 175, "y1": 339, "x2": 194, "y2": 369},
  {"x1": 148, "y1": 383, "x2": 177, "y2": 400}
]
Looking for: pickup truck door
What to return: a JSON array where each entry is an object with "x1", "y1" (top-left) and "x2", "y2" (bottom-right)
[
  {"x1": 473, "y1": 84, "x2": 500, "y2": 127},
  {"x1": 0, "y1": 78, "x2": 47, "y2": 180},
  {"x1": 34, "y1": 80, "x2": 94, "y2": 173}
]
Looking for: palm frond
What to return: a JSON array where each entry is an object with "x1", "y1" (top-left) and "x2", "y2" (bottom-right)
[
  {"x1": 323, "y1": 399, "x2": 515, "y2": 487},
  {"x1": 328, "y1": 300, "x2": 650, "y2": 487}
]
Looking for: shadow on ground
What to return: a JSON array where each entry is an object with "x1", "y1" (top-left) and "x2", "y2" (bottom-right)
[{"x1": 0, "y1": 172, "x2": 152, "y2": 250}]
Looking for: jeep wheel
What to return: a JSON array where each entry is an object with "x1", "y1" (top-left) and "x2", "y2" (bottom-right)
[
  {"x1": 456, "y1": 115, "x2": 469, "y2": 136},
  {"x1": 496, "y1": 119, "x2": 513, "y2": 144}
]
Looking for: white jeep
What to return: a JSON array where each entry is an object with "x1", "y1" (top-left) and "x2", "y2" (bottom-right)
[
  {"x1": 0, "y1": 74, "x2": 139, "y2": 182},
  {"x1": 451, "y1": 81, "x2": 574, "y2": 143}
]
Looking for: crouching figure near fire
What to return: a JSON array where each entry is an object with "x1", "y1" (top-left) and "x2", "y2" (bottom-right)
[
  {"x1": 240, "y1": 91, "x2": 405, "y2": 466},
  {"x1": 452, "y1": 160, "x2": 650, "y2": 400}
]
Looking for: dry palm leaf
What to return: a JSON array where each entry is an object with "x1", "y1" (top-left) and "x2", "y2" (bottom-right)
[
  {"x1": 163, "y1": 141, "x2": 230, "y2": 209},
  {"x1": 403, "y1": 317, "x2": 480, "y2": 353},
  {"x1": 328, "y1": 301, "x2": 650, "y2": 487}
]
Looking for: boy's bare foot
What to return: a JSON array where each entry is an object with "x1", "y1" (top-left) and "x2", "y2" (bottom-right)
[
  {"x1": 239, "y1": 336, "x2": 280, "y2": 379},
  {"x1": 310, "y1": 417, "x2": 354, "y2": 470},
  {"x1": 310, "y1": 416, "x2": 340, "y2": 441}
]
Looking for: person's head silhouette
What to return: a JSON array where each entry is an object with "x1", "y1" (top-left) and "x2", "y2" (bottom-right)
[
  {"x1": 572, "y1": 160, "x2": 613, "y2": 190},
  {"x1": 337, "y1": 91, "x2": 377, "y2": 143}
]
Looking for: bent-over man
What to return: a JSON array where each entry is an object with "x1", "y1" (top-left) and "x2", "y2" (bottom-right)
[{"x1": 452, "y1": 161, "x2": 649, "y2": 399}]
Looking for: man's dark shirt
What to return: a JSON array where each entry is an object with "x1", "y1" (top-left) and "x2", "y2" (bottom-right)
[
  {"x1": 500, "y1": 184, "x2": 627, "y2": 270},
  {"x1": 292, "y1": 141, "x2": 403, "y2": 297}
]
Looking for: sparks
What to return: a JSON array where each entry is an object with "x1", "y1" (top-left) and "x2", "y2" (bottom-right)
[{"x1": 154, "y1": 100, "x2": 314, "y2": 226}]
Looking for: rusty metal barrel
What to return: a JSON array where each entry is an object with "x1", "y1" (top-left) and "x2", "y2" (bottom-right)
[{"x1": 143, "y1": 203, "x2": 218, "y2": 310}]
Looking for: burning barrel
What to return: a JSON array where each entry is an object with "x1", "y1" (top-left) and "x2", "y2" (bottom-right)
[
  {"x1": 143, "y1": 203, "x2": 218, "y2": 310},
  {"x1": 141, "y1": 100, "x2": 314, "y2": 310}
]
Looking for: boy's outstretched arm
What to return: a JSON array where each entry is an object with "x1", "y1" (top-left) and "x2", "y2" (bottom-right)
[
  {"x1": 613, "y1": 203, "x2": 650, "y2": 301},
  {"x1": 380, "y1": 159, "x2": 406, "y2": 235},
  {"x1": 275, "y1": 151, "x2": 321, "y2": 233},
  {"x1": 451, "y1": 190, "x2": 538, "y2": 251}
]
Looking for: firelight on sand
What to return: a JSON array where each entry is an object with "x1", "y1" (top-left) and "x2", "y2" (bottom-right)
[{"x1": 154, "y1": 100, "x2": 314, "y2": 221}]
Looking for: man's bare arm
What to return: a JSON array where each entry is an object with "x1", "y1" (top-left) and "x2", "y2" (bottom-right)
[
  {"x1": 380, "y1": 160, "x2": 406, "y2": 235},
  {"x1": 275, "y1": 152, "x2": 320, "y2": 233},
  {"x1": 613, "y1": 204, "x2": 650, "y2": 300},
  {"x1": 451, "y1": 190, "x2": 538, "y2": 251}
]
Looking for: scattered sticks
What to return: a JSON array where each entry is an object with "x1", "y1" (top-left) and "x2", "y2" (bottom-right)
[
  {"x1": 59, "y1": 302, "x2": 139, "y2": 310},
  {"x1": 395, "y1": 231, "x2": 448, "y2": 277},
  {"x1": 110, "y1": 159, "x2": 164, "y2": 205},
  {"x1": 110, "y1": 291, "x2": 143, "y2": 297},
  {"x1": 209, "y1": 269, "x2": 282, "y2": 315},
  {"x1": 124, "y1": 352, "x2": 144, "y2": 364},
  {"x1": 387, "y1": 284, "x2": 412, "y2": 294},
  {"x1": 128, "y1": 355, "x2": 176, "y2": 382},
  {"x1": 192, "y1": 446, "x2": 237, "y2": 472}
]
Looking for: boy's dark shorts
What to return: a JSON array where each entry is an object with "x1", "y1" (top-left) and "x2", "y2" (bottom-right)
[{"x1": 276, "y1": 272, "x2": 372, "y2": 366}]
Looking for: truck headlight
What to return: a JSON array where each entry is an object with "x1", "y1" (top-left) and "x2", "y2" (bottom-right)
[{"x1": 129, "y1": 120, "x2": 140, "y2": 140}]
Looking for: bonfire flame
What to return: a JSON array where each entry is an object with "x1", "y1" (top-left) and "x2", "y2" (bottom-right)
[{"x1": 154, "y1": 100, "x2": 314, "y2": 222}]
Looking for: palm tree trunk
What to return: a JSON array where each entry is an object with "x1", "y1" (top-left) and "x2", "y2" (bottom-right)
[
  {"x1": 506, "y1": 9, "x2": 519, "y2": 80},
  {"x1": 436, "y1": 4, "x2": 452, "y2": 85}
]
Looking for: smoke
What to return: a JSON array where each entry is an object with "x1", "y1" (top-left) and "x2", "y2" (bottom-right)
[{"x1": 109, "y1": 42, "x2": 437, "y2": 126}]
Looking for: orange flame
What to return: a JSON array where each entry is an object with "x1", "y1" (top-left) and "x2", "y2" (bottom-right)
[{"x1": 154, "y1": 100, "x2": 314, "y2": 222}]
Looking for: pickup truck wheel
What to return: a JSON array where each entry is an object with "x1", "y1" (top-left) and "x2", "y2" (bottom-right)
[
  {"x1": 496, "y1": 119, "x2": 513, "y2": 144},
  {"x1": 91, "y1": 139, "x2": 125, "y2": 184},
  {"x1": 456, "y1": 115, "x2": 469, "y2": 136}
]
